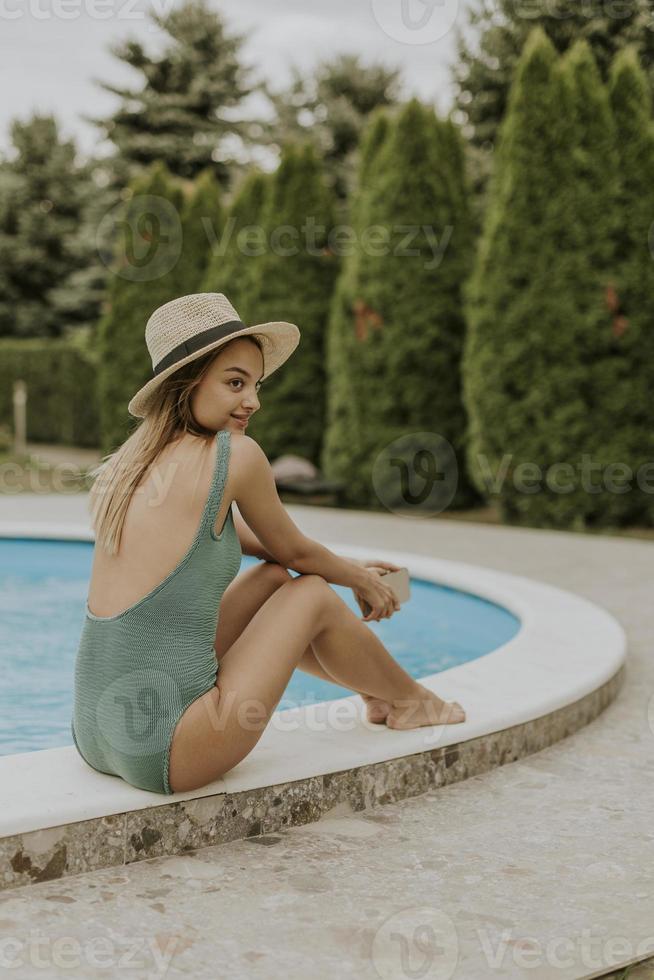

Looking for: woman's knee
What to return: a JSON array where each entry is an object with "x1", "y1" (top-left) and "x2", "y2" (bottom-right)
[
  {"x1": 289, "y1": 574, "x2": 340, "y2": 626},
  {"x1": 256, "y1": 560, "x2": 292, "y2": 589}
]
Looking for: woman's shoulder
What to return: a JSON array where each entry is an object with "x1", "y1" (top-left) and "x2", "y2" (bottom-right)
[
  {"x1": 152, "y1": 433, "x2": 215, "y2": 507},
  {"x1": 162, "y1": 431, "x2": 210, "y2": 473},
  {"x1": 165, "y1": 429, "x2": 257, "y2": 495},
  {"x1": 223, "y1": 432, "x2": 269, "y2": 477}
]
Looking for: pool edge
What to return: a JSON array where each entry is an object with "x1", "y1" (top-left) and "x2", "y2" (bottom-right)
[
  {"x1": 0, "y1": 527, "x2": 628, "y2": 891},
  {"x1": 1, "y1": 664, "x2": 625, "y2": 892}
]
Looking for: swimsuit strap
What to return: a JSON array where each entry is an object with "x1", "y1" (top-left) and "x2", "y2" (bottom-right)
[{"x1": 200, "y1": 428, "x2": 232, "y2": 535}]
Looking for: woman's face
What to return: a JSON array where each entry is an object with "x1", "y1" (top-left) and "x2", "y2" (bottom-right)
[{"x1": 189, "y1": 338, "x2": 264, "y2": 434}]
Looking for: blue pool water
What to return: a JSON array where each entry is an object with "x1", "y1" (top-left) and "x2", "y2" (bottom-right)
[{"x1": 0, "y1": 538, "x2": 521, "y2": 756}]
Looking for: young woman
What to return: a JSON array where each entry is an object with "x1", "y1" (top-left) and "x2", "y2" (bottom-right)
[{"x1": 71, "y1": 293, "x2": 465, "y2": 797}]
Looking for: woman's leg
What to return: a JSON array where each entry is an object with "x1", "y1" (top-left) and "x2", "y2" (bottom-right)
[
  {"x1": 169, "y1": 574, "x2": 341, "y2": 792},
  {"x1": 216, "y1": 561, "x2": 464, "y2": 728},
  {"x1": 214, "y1": 562, "x2": 390, "y2": 721},
  {"x1": 220, "y1": 566, "x2": 464, "y2": 727},
  {"x1": 169, "y1": 572, "x2": 464, "y2": 793},
  {"x1": 297, "y1": 646, "x2": 391, "y2": 723}
]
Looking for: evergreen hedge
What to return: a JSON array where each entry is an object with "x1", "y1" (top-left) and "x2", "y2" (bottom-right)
[
  {"x1": 243, "y1": 144, "x2": 338, "y2": 464},
  {"x1": 602, "y1": 47, "x2": 654, "y2": 527},
  {"x1": 174, "y1": 167, "x2": 224, "y2": 296},
  {"x1": 201, "y1": 168, "x2": 270, "y2": 313},
  {"x1": 322, "y1": 107, "x2": 393, "y2": 499},
  {"x1": 95, "y1": 162, "x2": 187, "y2": 453},
  {"x1": 324, "y1": 98, "x2": 479, "y2": 511},
  {"x1": 0, "y1": 338, "x2": 99, "y2": 447},
  {"x1": 462, "y1": 28, "x2": 653, "y2": 529}
]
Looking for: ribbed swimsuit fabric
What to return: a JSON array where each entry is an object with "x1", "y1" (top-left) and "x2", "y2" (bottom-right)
[{"x1": 70, "y1": 428, "x2": 242, "y2": 795}]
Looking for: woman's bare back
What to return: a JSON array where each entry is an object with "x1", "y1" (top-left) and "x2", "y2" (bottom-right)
[{"x1": 86, "y1": 432, "x2": 239, "y2": 618}]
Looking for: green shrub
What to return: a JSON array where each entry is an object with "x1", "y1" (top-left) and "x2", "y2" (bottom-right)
[
  {"x1": 244, "y1": 144, "x2": 338, "y2": 465},
  {"x1": 324, "y1": 99, "x2": 479, "y2": 510},
  {"x1": 0, "y1": 338, "x2": 99, "y2": 446},
  {"x1": 462, "y1": 29, "x2": 652, "y2": 530}
]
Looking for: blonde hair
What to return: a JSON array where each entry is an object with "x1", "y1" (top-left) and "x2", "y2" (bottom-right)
[{"x1": 88, "y1": 335, "x2": 264, "y2": 556}]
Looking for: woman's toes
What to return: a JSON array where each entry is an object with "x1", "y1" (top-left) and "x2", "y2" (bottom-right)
[
  {"x1": 367, "y1": 705, "x2": 389, "y2": 723},
  {"x1": 385, "y1": 708, "x2": 416, "y2": 730},
  {"x1": 361, "y1": 694, "x2": 391, "y2": 724},
  {"x1": 385, "y1": 698, "x2": 466, "y2": 730}
]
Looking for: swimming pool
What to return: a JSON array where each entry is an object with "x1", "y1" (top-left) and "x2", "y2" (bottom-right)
[{"x1": 0, "y1": 537, "x2": 521, "y2": 756}]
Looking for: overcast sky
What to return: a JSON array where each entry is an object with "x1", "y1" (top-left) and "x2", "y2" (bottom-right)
[{"x1": 0, "y1": 0, "x2": 478, "y2": 161}]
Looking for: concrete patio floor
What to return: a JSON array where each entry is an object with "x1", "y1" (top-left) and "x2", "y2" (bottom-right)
[{"x1": 1, "y1": 493, "x2": 653, "y2": 979}]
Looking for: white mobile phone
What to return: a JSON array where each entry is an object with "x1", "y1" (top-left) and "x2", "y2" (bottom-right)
[{"x1": 361, "y1": 567, "x2": 410, "y2": 616}]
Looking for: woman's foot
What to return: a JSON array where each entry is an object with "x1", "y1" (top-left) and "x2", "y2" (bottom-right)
[
  {"x1": 360, "y1": 692, "x2": 391, "y2": 724},
  {"x1": 385, "y1": 684, "x2": 466, "y2": 730}
]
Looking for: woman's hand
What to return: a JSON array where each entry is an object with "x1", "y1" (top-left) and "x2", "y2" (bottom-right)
[
  {"x1": 350, "y1": 558, "x2": 403, "y2": 574},
  {"x1": 351, "y1": 560, "x2": 403, "y2": 622}
]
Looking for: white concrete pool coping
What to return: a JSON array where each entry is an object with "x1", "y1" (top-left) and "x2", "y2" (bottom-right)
[{"x1": 0, "y1": 521, "x2": 626, "y2": 841}]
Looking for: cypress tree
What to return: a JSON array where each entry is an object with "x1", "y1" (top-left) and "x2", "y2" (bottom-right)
[
  {"x1": 462, "y1": 29, "x2": 627, "y2": 529},
  {"x1": 351, "y1": 106, "x2": 395, "y2": 233},
  {"x1": 435, "y1": 116, "x2": 480, "y2": 233},
  {"x1": 0, "y1": 115, "x2": 95, "y2": 339},
  {"x1": 558, "y1": 41, "x2": 641, "y2": 528},
  {"x1": 322, "y1": 108, "x2": 393, "y2": 494},
  {"x1": 263, "y1": 54, "x2": 403, "y2": 201},
  {"x1": 173, "y1": 168, "x2": 223, "y2": 294},
  {"x1": 463, "y1": 30, "x2": 574, "y2": 527},
  {"x1": 243, "y1": 144, "x2": 337, "y2": 464},
  {"x1": 560, "y1": 41, "x2": 621, "y2": 279},
  {"x1": 430, "y1": 112, "x2": 481, "y2": 509},
  {"x1": 602, "y1": 48, "x2": 654, "y2": 526},
  {"x1": 86, "y1": 0, "x2": 260, "y2": 189},
  {"x1": 201, "y1": 168, "x2": 269, "y2": 313},
  {"x1": 95, "y1": 162, "x2": 185, "y2": 453},
  {"x1": 327, "y1": 98, "x2": 477, "y2": 512},
  {"x1": 453, "y1": 0, "x2": 654, "y2": 166}
]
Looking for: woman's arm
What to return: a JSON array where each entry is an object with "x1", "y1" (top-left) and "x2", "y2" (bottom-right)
[
  {"x1": 290, "y1": 540, "x2": 370, "y2": 589},
  {"x1": 233, "y1": 506, "x2": 280, "y2": 563},
  {"x1": 233, "y1": 504, "x2": 367, "y2": 587},
  {"x1": 230, "y1": 437, "x2": 367, "y2": 589}
]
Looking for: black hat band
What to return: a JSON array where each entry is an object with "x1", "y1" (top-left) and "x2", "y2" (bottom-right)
[{"x1": 153, "y1": 319, "x2": 247, "y2": 376}]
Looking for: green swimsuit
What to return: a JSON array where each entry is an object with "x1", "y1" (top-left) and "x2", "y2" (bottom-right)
[{"x1": 71, "y1": 428, "x2": 242, "y2": 795}]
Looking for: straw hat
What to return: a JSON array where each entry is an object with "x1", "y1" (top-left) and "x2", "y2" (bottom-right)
[{"x1": 127, "y1": 292, "x2": 300, "y2": 418}]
